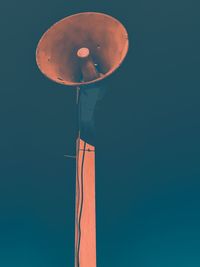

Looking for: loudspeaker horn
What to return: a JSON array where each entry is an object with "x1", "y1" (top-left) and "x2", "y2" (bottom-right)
[{"x1": 36, "y1": 12, "x2": 129, "y2": 86}]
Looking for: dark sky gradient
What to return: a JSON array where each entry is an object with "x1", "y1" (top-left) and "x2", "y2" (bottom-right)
[{"x1": 0, "y1": 0, "x2": 200, "y2": 266}]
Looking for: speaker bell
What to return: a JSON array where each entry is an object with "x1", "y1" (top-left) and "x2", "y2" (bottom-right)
[{"x1": 36, "y1": 12, "x2": 129, "y2": 86}]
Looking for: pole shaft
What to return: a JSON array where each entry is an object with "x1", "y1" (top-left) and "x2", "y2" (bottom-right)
[{"x1": 75, "y1": 138, "x2": 96, "y2": 267}]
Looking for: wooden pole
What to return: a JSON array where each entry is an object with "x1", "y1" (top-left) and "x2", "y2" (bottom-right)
[
  {"x1": 75, "y1": 138, "x2": 96, "y2": 267},
  {"x1": 75, "y1": 47, "x2": 98, "y2": 267}
]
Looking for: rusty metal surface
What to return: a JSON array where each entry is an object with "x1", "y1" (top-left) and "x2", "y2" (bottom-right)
[{"x1": 36, "y1": 12, "x2": 129, "y2": 87}]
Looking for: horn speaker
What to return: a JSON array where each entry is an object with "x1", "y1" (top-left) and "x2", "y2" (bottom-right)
[
  {"x1": 35, "y1": 11, "x2": 129, "y2": 267},
  {"x1": 36, "y1": 12, "x2": 129, "y2": 86}
]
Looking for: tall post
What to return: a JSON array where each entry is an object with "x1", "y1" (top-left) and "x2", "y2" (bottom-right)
[
  {"x1": 75, "y1": 47, "x2": 98, "y2": 267},
  {"x1": 75, "y1": 138, "x2": 96, "y2": 267}
]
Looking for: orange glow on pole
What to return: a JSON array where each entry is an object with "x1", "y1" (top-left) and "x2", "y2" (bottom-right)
[{"x1": 75, "y1": 138, "x2": 96, "y2": 267}]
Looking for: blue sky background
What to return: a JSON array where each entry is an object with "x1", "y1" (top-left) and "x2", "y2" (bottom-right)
[{"x1": 0, "y1": 0, "x2": 200, "y2": 266}]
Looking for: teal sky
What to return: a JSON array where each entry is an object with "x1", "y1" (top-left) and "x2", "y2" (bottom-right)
[{"x1": 0, "y1": 0, "x2": 200, "y2": 266}]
